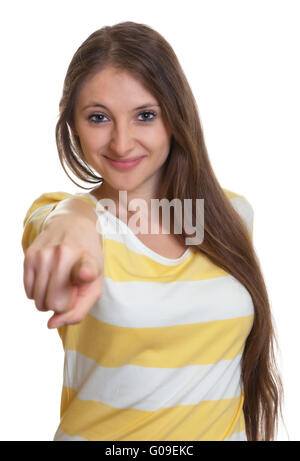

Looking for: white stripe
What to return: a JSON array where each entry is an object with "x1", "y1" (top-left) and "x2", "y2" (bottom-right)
[
  {"x1": 101, "y1": 217, "x2": 192, "y2": 265},
  {"x1": 81, "y1": 192, "x2": 253, "y2": 237},
  {"x1": 224, "y1": 430, "x2": 247, "y2": 441},
  {"x1": 82, "y1": 192, "x2": 193, "y2": 265},
  {"x1": 62, "y1": 350, "x2": 243, "y2": 411},
  {"x1": 89, "y1": 275, "x2": 254, "y2": 328},
  {"x1": 104, "y1": 231, "x2": 192, "y2": 265},
  {"x1": 230, "y1": 197, "x2": 254, "y2": 235},
  {"x1": 82, "y1": 192, "x2": 252, "y2": 264},
  {"x1": 24, "y1": 192, "x2": 75, "y2": 228},
  {"x1": 53, "y1": 428, "x2": 88, "y2": 441},
  {"x1": 23, "y1": 202, "x2": 59, "y2": 228}
]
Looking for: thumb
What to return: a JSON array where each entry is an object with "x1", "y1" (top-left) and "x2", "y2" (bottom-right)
[{"x1": 71, "y1": 255, "x2": 99, "y2": 284}]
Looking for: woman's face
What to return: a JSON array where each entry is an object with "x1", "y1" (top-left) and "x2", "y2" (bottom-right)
[{"x1": 73, "y1": 65, "x2": 172, "y2": 199}]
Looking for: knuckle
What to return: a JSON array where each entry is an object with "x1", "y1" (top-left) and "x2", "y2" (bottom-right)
[
  {"x1": 35, "y1": 300, "x2": 47, "y2": 312},
  {"x1": 24, "y1": 249, "x2": 36, "y2": 267},
  {"x1": 44, "y1": 293, "x2": 69, "y2": 312},
  {"x1": 49, "y1": 302, "x2": 68, "y2": 314},
  {"x1": 55, "y1": 243, "x2": 72, "y2": 260},
  {"x1": 24, "y1": 247, "x2": 34, "y2": 260},
  {"x1": 35, "y1": 247, "x2": 53, "y2": 263}
]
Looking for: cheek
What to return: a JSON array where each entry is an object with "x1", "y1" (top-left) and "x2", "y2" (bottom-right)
[
  {"x1": 79, "y1": 132, "x2": 102, "y2": 154},
  {"x1": 146, "y1": 127, "x2": 169, "y2": 150},
  {"x1": 156, "y1": 135, "x2": 171, "y2": 158}
]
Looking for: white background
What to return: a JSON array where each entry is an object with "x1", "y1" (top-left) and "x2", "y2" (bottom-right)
[{"x1": 0, "y1": 0, "x2": 298, "y2": 441}]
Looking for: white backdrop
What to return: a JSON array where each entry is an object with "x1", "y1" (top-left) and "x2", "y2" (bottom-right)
[{"x1": 1, "y1": 0, "x2": 298, "y2": 441}]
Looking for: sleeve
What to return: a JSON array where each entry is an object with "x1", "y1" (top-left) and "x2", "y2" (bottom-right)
[
  {"x1": 21, "y1": 191, "x2": 73, "y2": 253},
  {"x1": 21, "y1": 191, "x2": 98, "y2": 253},
  {"x1": 223, "y1": 188, "x2": 254, "y2": 241},
  {"x1": 231, "y1": 195, "x2": 254, "y2": 241}
]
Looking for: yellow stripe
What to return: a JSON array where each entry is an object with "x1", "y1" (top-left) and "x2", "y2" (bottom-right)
[
  {"x1": 223, "y1": 188, "x2": 245, "y2": 200},
  {"x1": 22, "y1": 214, "x2": 47, "y2": 252},
  {"x1": 60, "y1": 385, "x2": 77, "y2": 418},
  {"x1": 59, "y1": 313, "x2": 254, "y2": 367},
  {"x1": 22, "y1": 191, "x2": 72, "y2": 227},
  {"x1": 103, "y1": 239, "x2": 229, "y2": 281},
  {"x1": 222, "y1": 391, "x2": 246, "y2": 439},
  {"x1": 57, "y1": 388, "x2": 244, "y2": 441}
]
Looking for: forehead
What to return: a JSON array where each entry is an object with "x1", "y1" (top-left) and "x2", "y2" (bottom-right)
[{"x1": 76, "y1": 66, "x2": 157, "y2": 106}]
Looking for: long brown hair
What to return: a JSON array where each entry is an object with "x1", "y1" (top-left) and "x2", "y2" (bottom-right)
[{"x1": 55, "y1": 21, "x2": 284, "y2": 441}]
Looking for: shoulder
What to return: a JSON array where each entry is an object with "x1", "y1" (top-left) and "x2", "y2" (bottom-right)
[
  {"x1": 22, "y1": 191, "x2": 76, "y2": 252},
  {"x1": 222, "y1": 188, "x2": 254, "y2": 237},
  {"x1": 25, "y1": 191, "x2": 75, "y2": 211},
  {"x1": 23, "y1": 191, "x2": 74, "y2": 226},
  {"x1": 24, "y1": 191, "x2": 97, "y2": 219}
]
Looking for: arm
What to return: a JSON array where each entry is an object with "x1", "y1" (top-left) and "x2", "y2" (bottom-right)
[
  {"x1": 22, "y1": 192, "x2": 102, "y2": 252},
  {"x1": 22, "y1": 192, "x2": 104, "y2": 330},
  {"x1": 42, "y1": 196, "x2": 101, "y2": 237}
]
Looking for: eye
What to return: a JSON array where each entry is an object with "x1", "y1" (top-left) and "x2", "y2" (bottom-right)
[
  {"x1": 87, "y1": 110, "x2": 157, "y2": 124},
  {"x1": 88, "y1": 113, "x2": 108, "y2": 124},
  {"x1": 137, "y1": 110, "x2": 157, "y2": 122}
]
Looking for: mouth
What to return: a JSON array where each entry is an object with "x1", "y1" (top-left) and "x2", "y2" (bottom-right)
[{"x1": 103, "y1": 155, "x2": 146, "y2": 171}]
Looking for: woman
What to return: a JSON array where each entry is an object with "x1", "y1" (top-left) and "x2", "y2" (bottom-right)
[{"x1": 22, "y1": 21, "x2": 283, "y2": 441}]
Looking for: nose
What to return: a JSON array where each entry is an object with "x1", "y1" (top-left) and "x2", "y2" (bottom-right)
[{"x1": 109, "y1": 120, "x2": 135, "y2": 158}]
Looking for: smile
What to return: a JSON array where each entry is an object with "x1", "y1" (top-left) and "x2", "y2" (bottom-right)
[{"x1": 104, "y1": 155, "x2": 146, "y2": 171}]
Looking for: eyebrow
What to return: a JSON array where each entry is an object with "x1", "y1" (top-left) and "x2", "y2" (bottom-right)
[{"x1": 81, "y1": 102, "x2": 160, "y2": 112}]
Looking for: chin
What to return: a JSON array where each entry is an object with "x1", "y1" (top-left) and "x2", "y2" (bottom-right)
[
  {"x1": 116, "y1": 181, "x2": 141, "y2": 193},
  {"x1": 105, "y1": 177, "x2": 141, "y2": 193}
]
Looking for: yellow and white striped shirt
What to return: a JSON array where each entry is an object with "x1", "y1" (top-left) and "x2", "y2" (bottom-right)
[{"x1": 22, "y1": 188, "x2": 254, "y2": 441}]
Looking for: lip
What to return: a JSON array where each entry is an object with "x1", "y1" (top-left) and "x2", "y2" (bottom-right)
[{"x1": 104, "y1": 155, "x2": 146, "y2": 171}]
